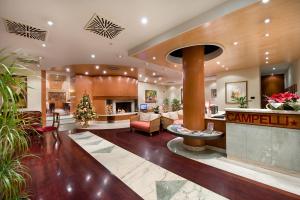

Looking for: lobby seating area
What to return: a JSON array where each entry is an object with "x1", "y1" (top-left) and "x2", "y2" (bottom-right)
[{"x1": 1, "y1": 0, "x2": 300, "y2": 200}]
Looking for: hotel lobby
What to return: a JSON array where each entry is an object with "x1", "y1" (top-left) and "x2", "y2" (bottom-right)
[{"x1": 0, "y1": 0, "x2": 300, "y2": 199}]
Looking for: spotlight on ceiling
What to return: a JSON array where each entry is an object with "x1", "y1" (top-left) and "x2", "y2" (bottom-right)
[
  {"x1": 152, "y1": 56, "x2": 156, "y2": 60},
  {"x1": 42, "y1": 43, "x2": 46, "y2": 47},
  {"x1": 91, "y1": 54, "x2": 95, "y2": 58},
  {"x1": 264, "y1": 18, "x2": 271, "y2": 24},
  {"x1": 154, "y1": 80, "x2": 157, "y2": 83},
  {"x1": 216, "y1": 61, "x2": 220, "y2": 65},
  {"x1": 152, "y1": 72, "x2": 156, "y2": 76},
  {"x1": 265, "y1": 33, "x2": 270, "y2": 37},
  {"x1": 95, "y1": 65, "x2": 100, "y2": 69},
  {"x1": 233, "y1": 41, "x2": 238, "y2": 45},
  {"x1": 262, "y1": 0, "x2": 270, "y2": 4},
  {"x1": 124, "y1": 72, "x2": 127, "y2": 75},
  {"x1": 139, "y1": 74, "x2": 142, "y2": 78},
  {"x1": 130, "y1": 68, "x2": 134, "y2": 71},
  {"x1": 141, "y1": 17, "x2": 148, "y2": 25},
  {"x1": 47, "y1": 21, "x2": 54, "y2": 26},
  {"x1": 273, "y1": 67, "x2": 276, "y2": 70},
  {"x1": 66, "y1": 68, "x2": 70, "y2": 72},
  {"x1": 103, "y1": 70, "x2": 107, "y2": 74},
  {"x1": 85, "y1": 71, "x2": 89, "y2": 75},
  {"x1": 265, "y1": 51, "x2": 270, "y2": 55}
]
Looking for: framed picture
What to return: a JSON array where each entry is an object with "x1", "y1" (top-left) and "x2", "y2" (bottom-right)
[
  {"x1": 225, "y1": 81, "x2": 248, "y2": 104},
  {"x1": 211, "y1": 89, "x2": 217, "y2": 98},
  {"x1": 13, "y1": 75, "x2": 27, "y2": 108},
  {"x1": 145, "y1": 90, "x2": 157, "y2": 103}
]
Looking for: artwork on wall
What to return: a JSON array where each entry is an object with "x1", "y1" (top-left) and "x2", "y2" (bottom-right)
[
  {"x1": 145, "y1": 90, "x2": 157, "y2": 103},
  {"x1": 13, "y1": 75, "x2": 27, "y2": 108},
  {"x1": 211, "y1": 89, "x2": 217, "y2": 98},
  {"x1": 225, "y1": 81, "x2": 248, "y2": 104}
]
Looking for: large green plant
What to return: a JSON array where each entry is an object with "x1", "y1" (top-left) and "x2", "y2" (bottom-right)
[
  {"x1": 0, "y1": 50, "x2": 30, "y2": 199},
  {"x1": 171, "y1": 98, "x2": 181, "y2": 111}
]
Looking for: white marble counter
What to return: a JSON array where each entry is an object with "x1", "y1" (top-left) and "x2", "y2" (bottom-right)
[
  {"x1": 225, "y1": 108, "x2": 300, "y2": 115},
  {"x1": 205, "y1": 111, "x2": 226, "y2": 121}
]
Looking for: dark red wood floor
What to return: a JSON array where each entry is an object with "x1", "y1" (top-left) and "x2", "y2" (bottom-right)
[{"x1": 23, "y1": 128, "x2": 300, "y2": 200}]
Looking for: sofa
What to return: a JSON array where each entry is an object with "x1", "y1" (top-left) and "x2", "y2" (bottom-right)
[
  {"x1": 130, "y1": 113, "x2": 161, "y2": 136},
  {"x1": 161, "y1": 110, "x2": 183, "y2": 129}
]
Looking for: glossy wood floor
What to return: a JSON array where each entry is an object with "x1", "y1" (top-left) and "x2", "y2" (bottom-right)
[{"x1": 24, "y1": 129, "x2": 300, "y2": 200}]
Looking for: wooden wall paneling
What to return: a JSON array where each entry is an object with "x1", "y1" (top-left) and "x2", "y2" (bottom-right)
[{"x1": 41, "y1": 70, "x2": 46, "y2": 126}]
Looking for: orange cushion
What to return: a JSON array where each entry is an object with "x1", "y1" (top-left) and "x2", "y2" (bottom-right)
[
  {"x1": 130, "y1": 121, "x2": 150, "y2": 132},
  {"x1": 173, "y1": 119, "x2": 183, "y2": 125}
]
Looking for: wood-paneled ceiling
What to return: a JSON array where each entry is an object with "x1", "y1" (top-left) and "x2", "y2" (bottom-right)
[{"x1": 131, "y1": 0, "x2": 300, "y2": 77}]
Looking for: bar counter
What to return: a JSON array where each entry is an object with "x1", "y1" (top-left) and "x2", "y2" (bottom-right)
[{"x1": 225, "y1": 108, "x2": 300, "y2": 172}]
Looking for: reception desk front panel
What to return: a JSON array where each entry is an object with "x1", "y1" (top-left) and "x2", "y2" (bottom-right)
[{"x1": 225, "y1": 108, "x2": 300, "y2": 172}]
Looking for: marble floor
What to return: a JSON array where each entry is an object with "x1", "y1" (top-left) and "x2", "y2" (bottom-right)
[
  {"x1": 167, "y1": 137, "x2": 300, "y2": 196},
  {"x1": 69, "y1": 131, "x2": 228, "y2": 200}
]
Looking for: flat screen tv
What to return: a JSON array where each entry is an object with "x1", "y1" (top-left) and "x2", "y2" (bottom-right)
[{"x1": 140, "y1": 104, "x2": 147, "y2": 111}]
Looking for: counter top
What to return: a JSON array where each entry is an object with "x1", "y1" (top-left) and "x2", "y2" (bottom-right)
[
  {"x1": 205, "y1": 111, "x2": 226, "y2": 121},
  {"x1": 225, "y1": 108, "x2": 300, "y2": 115}
]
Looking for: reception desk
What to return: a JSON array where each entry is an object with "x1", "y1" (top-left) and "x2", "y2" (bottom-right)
[{"x1": 225, "y1": 108, "x2": 300, "y2": 172}]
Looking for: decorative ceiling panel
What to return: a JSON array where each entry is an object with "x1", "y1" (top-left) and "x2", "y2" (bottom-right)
[
  {"x1": 85, "y1": 14, "x2": 124, "y2": 39},
  {"x1": 3, "y1": 19, "x2": 47, "y2": 41}
]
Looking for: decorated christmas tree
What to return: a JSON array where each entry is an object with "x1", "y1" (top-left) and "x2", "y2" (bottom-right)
[{"x1": 74, "y1": 94, "x2": 96, "y2": 127}]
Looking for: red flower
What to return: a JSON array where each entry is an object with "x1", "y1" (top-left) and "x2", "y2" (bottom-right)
[{"x1": 266, "y1": 92, "x2": 299, "y2": 103}]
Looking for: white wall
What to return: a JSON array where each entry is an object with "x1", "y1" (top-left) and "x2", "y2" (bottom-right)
[
  {"x1": 165, "y1": 85, "x2": 182, "y2": 102},
  {"x1": 216, "y1": 67, "x2": 261, "y2": 110},
  {"x1": 138, "y1": 82, "x2": 167, "y2": 108},
  {"x1": 205, "y1": 80, "x2": 217, "y2": 105},
  {"x1": 285, "y1": 58, "x2": 300, "y2": 94}
]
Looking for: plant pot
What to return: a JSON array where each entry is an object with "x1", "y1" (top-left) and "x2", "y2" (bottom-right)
[
  {"x1": 266, "y1": 103, "x2": 284, "y2": 110},
  {"x1": 82, "y1": 120, "x2": 89, "y2": 128}
]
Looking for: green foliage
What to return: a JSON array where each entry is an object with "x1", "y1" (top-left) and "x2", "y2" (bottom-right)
[
  {"x1": 171, "y1": 98, "x2": 181, "y2": 111},
  {"x1": 153, "y1": 105, "x2": 159, "y2": 113},
  {"x1": 0, "y1": 49, "x2": 30, "y2": 199},
  {"x1": 73, "y1": 94, "x2": 96, "y2": 124},
  {"x1": 232, "y1": 96, "x2": 248, "y2": 108}
]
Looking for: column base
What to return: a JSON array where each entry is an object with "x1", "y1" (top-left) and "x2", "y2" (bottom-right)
[{"x1": 183, "y1": 137, "x2": 206, "y2": 151}]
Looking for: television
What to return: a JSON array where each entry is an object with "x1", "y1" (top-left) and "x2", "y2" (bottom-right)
[{"x1": 140, "y1": 104, "x2": 148, "y2": 111}]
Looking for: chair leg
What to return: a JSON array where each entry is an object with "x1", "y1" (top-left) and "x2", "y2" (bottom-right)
[{"x1": 51, "y1": 131, "x2": 57, "y2": 141}]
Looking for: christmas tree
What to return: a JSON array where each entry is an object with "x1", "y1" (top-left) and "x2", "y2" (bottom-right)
[{"x1": 74, "y1": 94, "x2": 96, "y2": 127}]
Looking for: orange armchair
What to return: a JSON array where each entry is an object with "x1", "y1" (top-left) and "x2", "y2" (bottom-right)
[{"x1": 130, "y1": 113, "x2": 160, "y2": 136}]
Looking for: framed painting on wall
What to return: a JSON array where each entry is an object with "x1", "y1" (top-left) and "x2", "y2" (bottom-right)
[
  {"x1": 145, "y1": 90, "x2": 157, "y2": 103},
  {"x1": 225, "y1": 81, "x2": 248, "y2": 104},
  {"x1": 211, "y1": 89, "x2": 217, "y2": 98},
  {"x1": 13, "y1": 75, "x2": 27, "y2": 108}
]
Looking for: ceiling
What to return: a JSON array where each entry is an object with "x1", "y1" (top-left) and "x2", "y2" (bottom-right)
[
  {"x1": 131, "y1": 0, "x2": 300, "y2": 77},
  {"x1": 0, "y1": 0, "x2": 230, "y2": 84}
]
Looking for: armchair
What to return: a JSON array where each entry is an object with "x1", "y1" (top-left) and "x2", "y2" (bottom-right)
[
  {"x1": 130, "y1": 113, "x2": 160, "y2": 136},
  {"x1": 161, "y1": 110, "x2": 183, "y2": 129}
]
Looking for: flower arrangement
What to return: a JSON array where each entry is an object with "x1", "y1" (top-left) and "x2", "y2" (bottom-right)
[{"x1": 266, "y1": 92, "x2": 300, "y2": 111}]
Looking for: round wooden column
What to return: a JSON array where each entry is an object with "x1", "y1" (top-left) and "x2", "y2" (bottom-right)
[{"x1": 182, "y1": 46, "x2": 205, "y2": 147}]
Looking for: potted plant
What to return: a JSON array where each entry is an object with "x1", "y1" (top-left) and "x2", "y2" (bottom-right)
[
  {"x1": 232, "y1": 96, "x2": 248, "y2": 108},
  {"x1": 266, "y1": 92, "x2": 300, "y2": 111},
  {"x1": 153, "y1": 105, "x2": 159, "y2": 114},
  {"x1": 0, "y1": 50, "x2": 31, "y2": 199},
  {"x1": 171, "y1": 98, "x2": 181, "y2": 111},
  {"x1": 74, "y1": 94, "x2": 97, "y2": 127},
  {"x1": 163, "y1": 98, "x2": 170, "y2": 112}
]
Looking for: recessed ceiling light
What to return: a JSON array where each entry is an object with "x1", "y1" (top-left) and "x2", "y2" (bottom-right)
[
  {"x1": 144, "y1": 78, "x2": 148, "y2": 82},
  {"x1": 154, "y1": 80, "x2": 157, "y2": 83},
  {"x1": 66, "y1": 68, "x2": 70, "y2": 72},
  {"x1": 141, "y1": 17, "x2": 148, "y2": 25},
  {"x1": 221, "y1": 65, "x2": 225, "y2": 68},
  {"x1": 262, "y1": 0, "x2": 270, "y2": 4},
  {"x1": 273, "y1": 67, "x2": 276, "y2": 70},
  {"x1": 39, "y1": 56, "x2": 43, "y2": 60},
  {"x1": 264, "y1": 18, "x2": 271, "y2": 24},
  {"x1": 265, "y1": 57, "x2": 269, "y2": 60},
  {"x1": 47, "y1": 21, "x2": 54, "y2": 26},
  {"x1": 265, "y1": 51, "x2": 270, "y2": 55},
  {"x1": 233, "y1": 41, "x2": 238, "y2": 45},
  {"x1": 85, "y1": 71, "x2": 89, "y2": 75},
  {"x1": 265, "y1": 61, "x2": 269, "y2": 64},
  {"x1": 152, "y1": 56, "x2": 156, "y2": 60},
  {"x1": 95, "y1": 65, "x2": 99, "y2": 69},
  {"x1": 37, "y1": 64, "x2": 40, "y2": 67},
  {"x1": 225, "y1": 67, "x2": 229, "y2": 71},
  {"x1": 42, "y1": 43, "x2": 46, "y2": 47},
  {"x1": 118, "y1": 55, "x2": 123, "y2": 58},
  {"x1": 139, "y1": 74, "x2": 142, "y2": 78},
  {"x1": 91, "y1": 54, "x2": 95, "y2": 58},
  {"x1": 174, "y1": 64, "x2": 177, "y2": 67},
  {"x1": 124, "y1": 72, "x2": 127, "y2": 75},
  {"x1": 216, "y1": 61, "x2": 220, "y2": 65},
  {"x1": 265, "y1": 33, "x2": 270, "y2": 37},
  {"x1": 103, "y1": 70, "x2": 107, "y2": 74},
  {"x1": 158, "y1": 77, "x2": 162, "y2": 80},
  {"x1": 152, "y1": 72, "x2": 156, "y2": 76},
  {"x1": 130, "y1": 68, "x2": 134, "y2": 71}
]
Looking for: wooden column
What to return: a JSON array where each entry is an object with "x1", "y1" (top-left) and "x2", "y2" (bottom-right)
[
  {"x1": 182, "y1": 46, "x2": 205, "y2": 147},
  {"x1": 41, "y1": 70, "x2": 47, "y2": 126}
]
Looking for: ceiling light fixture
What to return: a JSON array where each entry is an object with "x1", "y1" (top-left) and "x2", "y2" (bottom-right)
[
  {"x1": 233, "y1": 41, "x2": 238, "y2": 45},
  {"x1": 216, "y1": 61, "x2": 220, "y2": 65},
  {"x1": 265, "y1": 57, "x2": 269, "y2": 60},
  {"x1": 66, "y1": 68, "x2": 70, "y2": 72},
  {"x1": 225, "y1": 67, "x2": 229, "y2": 71},
  {"x1": 154, "y1": 80, "x2": 157, "y2": 83},
  {"x1": 139, "y1": 74, "x2": 142, "y2": 78},
  {"x1": 158, "y1": 77, "x2": 162, "y2": 80},
  {"x1": 103, "y1": 70, "x2": 107, "y2": 74},
  {"x1": 265, "y1": 61, "x2": 269, "y2": 64},
  {"x1": 174, "y1": 64, "x2": 177, "y2": 67},
  {"x1": 265, "y1": 51, "x2": 270, "y2": 55},
  {"x1": 221, "y1": 65, "x2": 225, "y2": 68},
  {"x1": 118, "y1": 55, "x2": 123, "y2": 58},
  {"x1": 265, "y1": 33, "x2": 270, "y2": 37},
  {"x1": 273, "y1": 67, "x2": 276, "y2": 70},
  {"x1": 130, "y1": 68, "x2": 134, "y2": 71},
  {"x1": 152, "y1": 72, "x2": 156, "y2": 76},
  {"x1": 85, "y1": 72, "x2": 89, "y2": 75},
  {"x1": 91, "y1": 54, "x2": 95, "y2": 58},
  {"x1": 124, "y1": 72, "x2": 127, "y2": 75},
  {"x1": 42, "y1": 43, "x2": 46, "y2": 47},
  {"x1": 264, "y1": 18, "x2": 271, "y2": 24},
  {"x1": 47, "y1": 21, "x2": 54, "y2": 26},
  {"x1": 152, "y1": 56, "x2": 156, "y2": 60},
  {"x1": 141, "y1": 17, "x2": 148, "y2": 25},
  {"x1": 262, "y1": 0, "x2": 270, "y2": 4},
  {"x1": 95, "y1": 65, "x2": 100, "y2": 69},
  {"x1": 39, "y1": 56, "x2": 43, "y2": 60}
]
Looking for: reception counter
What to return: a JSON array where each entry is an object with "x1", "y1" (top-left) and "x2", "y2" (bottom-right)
[{"x1": 225, "y1": 108, "x2": 300, "y2": 172}]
